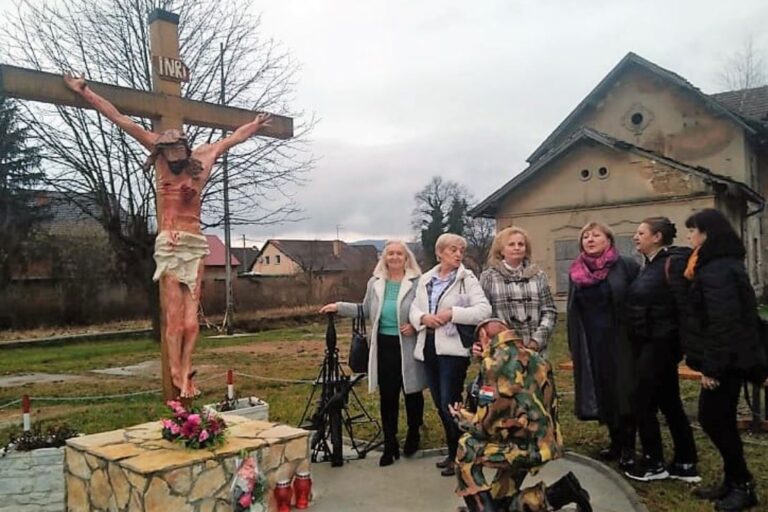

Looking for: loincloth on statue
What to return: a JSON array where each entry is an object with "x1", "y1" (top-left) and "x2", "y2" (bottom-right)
[{"x1": 152, "y1": 230, "x2": 210, "y2": 297}]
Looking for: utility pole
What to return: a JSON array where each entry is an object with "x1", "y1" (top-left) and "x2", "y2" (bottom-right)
[
  {"x1": 242, "y1": 234, "x2": 247, "y2": 273},
  {"x1": 220, "y1": 42, "x2": 234, "y2": 335}
]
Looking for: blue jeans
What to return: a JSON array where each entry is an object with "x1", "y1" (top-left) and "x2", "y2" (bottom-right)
[{"x1": 423, "y1": 331, "x2": 469, "y2": 459}]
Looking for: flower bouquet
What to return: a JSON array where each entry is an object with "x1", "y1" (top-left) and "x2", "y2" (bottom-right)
[
  {"x1": 231, "y1": 453, "x2": 267, "y2": 512},
  {"x1": 161, "y1": 400, "x2": 228, "y2": 449}
]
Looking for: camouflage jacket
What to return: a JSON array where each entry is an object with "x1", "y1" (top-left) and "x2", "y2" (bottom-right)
[{"x1": 456, "y1": 329, "x2": 563, "y2": 462}]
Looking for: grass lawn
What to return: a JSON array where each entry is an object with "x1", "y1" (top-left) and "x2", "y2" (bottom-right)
[{"x1": 0, "y1": 320, "x2": 766, "y2": 511}]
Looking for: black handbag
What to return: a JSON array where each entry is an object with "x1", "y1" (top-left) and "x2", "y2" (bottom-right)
[{"x1": 348, "y1": 304, "x2": 369, "y2": 373}]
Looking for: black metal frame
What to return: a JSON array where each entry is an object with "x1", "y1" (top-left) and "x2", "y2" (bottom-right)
[{"x1": 298, "y1": 314, "x2": 382, "y2": 466}]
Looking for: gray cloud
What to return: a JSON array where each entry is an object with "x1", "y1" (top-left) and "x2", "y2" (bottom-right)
[{"x1": 2, "y1": 0, "x2": 766, "y2": 243}]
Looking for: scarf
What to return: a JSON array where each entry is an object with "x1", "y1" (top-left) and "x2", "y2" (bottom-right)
[
  {"x1": 684, "y1": 246, "x2": 700, "y2": 281},
  {"x1": 569, "y1": 245, "x2": 619, "y2": 287}
]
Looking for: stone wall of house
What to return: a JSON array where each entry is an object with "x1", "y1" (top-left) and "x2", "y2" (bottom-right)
[{"x1": 0, "y1": 447, "x2": 65, "y2": 512}]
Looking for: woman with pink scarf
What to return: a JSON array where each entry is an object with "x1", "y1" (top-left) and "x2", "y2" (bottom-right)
[{"x1": 567, "y1": 221, "x2": 640, "y2": 471}]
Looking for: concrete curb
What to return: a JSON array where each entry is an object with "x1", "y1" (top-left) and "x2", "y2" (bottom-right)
[
  {"x1": 0, "y1": 329, "x2": 153, "y2": 349},
  {"x1": 378, "y1": 446, "x2": 649, "y2": 512},
  {"x1": 564, "y1": 451, "x2": 650, "y2": 512}
]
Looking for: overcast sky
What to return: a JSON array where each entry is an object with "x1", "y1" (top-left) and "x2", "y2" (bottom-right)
[{"x1": 2, "y1": 0, "x2": 767, "y2": 245}]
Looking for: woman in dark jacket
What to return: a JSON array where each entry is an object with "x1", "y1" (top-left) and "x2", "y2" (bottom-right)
[
  {"x1": 681, "y1": 209, "x2": 760, "y2": 511},
  {"x1": 623, "y1": 217, "x2": 698, "y2": 483},
  {"x1": 567, "y1": 221, "x2": 639, "y2": 470}
]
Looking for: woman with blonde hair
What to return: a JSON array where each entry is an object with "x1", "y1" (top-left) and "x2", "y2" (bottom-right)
[
  {"x1": 480, "y1": 226, "x2": 557, "y2": 352},
  {"x1": 567, "y1": 221, "x2": 639, "y2": 470},
  {"x1": 320, "y1": 240, "x2": 427, "y2": 466},
  {"x1": 409, "y1": 233, "x2": 491, "y2": 476}
]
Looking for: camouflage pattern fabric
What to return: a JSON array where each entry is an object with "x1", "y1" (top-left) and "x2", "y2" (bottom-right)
[{"x1": 455, "y1": 328, "x2": 563, "y2": 510}]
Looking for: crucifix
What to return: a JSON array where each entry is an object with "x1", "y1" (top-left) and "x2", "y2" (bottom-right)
[{"x1": 0, "y1": 9, "x2": 293, "y2": 400}]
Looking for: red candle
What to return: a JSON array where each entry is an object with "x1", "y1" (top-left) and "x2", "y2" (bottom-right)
[
  {"x1": 293, "y1": 471, "x2": 312, "y2": 509},
  {"x1": 274, "y1": 479, "x2": 292, "y2": 512}
]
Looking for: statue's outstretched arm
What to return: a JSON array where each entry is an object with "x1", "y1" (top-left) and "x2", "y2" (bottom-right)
[
  {"x1": 63, "y1": 74, "x2": 157, "y2": 149},
  {"x1": 209, "y1": 113, "x2": 272, "y2": 158}
]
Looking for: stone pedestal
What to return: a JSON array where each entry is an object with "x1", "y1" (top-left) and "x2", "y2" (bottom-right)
[{"x1": 64, "y1": 416, "x2": 309, "y2": 512}]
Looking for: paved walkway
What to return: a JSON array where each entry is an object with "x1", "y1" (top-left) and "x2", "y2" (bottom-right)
[{"x1": 311, "y1": 450, "x2": 647, "y2": 512}]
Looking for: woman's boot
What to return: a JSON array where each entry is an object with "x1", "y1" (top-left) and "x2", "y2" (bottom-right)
[
  {"x1": 715, "y1": 480, "x2": 758, "y2": 511},
  {"x1": 379, "y1": 441, "x2": 400, "y2": 467},
  {"x1": 403, "y1": 426, "x2": 421, "y2": 457}
]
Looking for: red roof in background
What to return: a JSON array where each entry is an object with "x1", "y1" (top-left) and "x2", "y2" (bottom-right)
[{"x1": 204, "y1": 234, "x2": 240, "y2": 267}]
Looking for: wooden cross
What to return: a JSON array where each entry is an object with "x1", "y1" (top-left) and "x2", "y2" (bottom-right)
[{"x1": 0, "y1": 9, "x2": 293, "y2": 400}]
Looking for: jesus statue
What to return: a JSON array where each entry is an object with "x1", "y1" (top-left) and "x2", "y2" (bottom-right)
[{"x1": 64, "y1": 74, "x2": 271, "y2": 398}]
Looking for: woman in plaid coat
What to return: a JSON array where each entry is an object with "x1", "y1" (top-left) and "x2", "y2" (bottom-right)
[{"x1": 479, "y1": 227, "x2": 557, "y2": 353}]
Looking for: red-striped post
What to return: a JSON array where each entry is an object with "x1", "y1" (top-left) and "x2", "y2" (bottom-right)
[
  {"x1": 227, "y1": 369, "x2": 235, "y2": 400},
  {"x1": 21, "y1": 395, "x2": 31, "y2": 432}
]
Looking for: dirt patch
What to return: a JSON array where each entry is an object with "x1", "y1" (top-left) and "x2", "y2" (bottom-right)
[
  {"x1": 0, "y1": 404, "x2": 90, "y2": 429},
  {"x1": 205, "y1": 340, "x2": 326, "y2": 357},
  {"x1": 0, "y1": 373, "x2": 88, "y2": 389}
]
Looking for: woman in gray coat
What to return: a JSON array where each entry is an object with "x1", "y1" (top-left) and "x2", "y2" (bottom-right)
[{"x1": 320, "y1": 240, "x2": 427, "y2": 466}]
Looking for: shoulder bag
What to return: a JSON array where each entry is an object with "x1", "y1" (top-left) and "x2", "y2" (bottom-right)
[{"x1": 348, "y1": 304, "x2": 369, "y2": 373}]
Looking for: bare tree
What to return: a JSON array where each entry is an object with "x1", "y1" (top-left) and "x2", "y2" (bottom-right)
[
  {"x1": 464, "y1": 217, "x2": 495, "y2": 274},
  {"x1": 720, "y1": 37, "x2": 767, "y2": 90},
  {"x1": 412, "y1": 177, "x2": 471, "y2": 268},
  {"x1": 1, "y1": 0, "x2": 315, "y2": 330}
]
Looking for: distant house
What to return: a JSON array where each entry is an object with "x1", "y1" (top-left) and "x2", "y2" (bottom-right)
[
  {"x1": 250, "y1": 239, "x2": 378, "y2": 276},
  {"x1": 230, "y1": 246, "x2": 260, "y2": 274},
  {"x1": 11, "y1": 190, "x2": 114, "y2": 281},
  {"x1": 203, "y1": 234, "x2": 240, "y2": 281}
]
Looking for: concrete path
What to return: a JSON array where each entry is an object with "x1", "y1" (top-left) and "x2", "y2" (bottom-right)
[{"x1": 311, "y1": 450, "x2": 647, "y2": 512}]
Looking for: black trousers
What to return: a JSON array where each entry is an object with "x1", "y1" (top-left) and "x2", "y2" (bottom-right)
[
  {"x1": 699, "y1": 373, "x2": 752, "y2": 483},
  {"x1": 423, "y1": 331, "x2": 469, "y2": 459},
  {"x1": 377, "y1": 334, "x2": 424, "y2": 450},
  {"x1": 634, "y1": 337, "x2": 697, "y2": 464}
]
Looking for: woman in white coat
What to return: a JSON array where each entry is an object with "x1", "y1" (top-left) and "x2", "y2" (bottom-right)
[
  {"x1": 409, "y1": 233, "x2": 491, "y2": 476},
  {"x1": 320, "y1": 240, "x2": 427, "y2": 466}
]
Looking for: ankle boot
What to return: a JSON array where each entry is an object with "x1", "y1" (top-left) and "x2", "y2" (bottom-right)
[
  {"x1": 379, "y1": 443, "x2": 400, "y2": 467},
  {"x1": 403, "y1": 427, "x2": 420, "y2": 457},
  {"x1": 693, "y1": 481, "x2": 729, "y2": 501},
  {"x1": 462, "y1": 491, "x2": 497, "y2": 512},
  {"x1": 545, "y1": 472, "x2": 592, "y2": 512},
  {"x1": 715, "y1": 480, "x2": 758, "y2": 511}
]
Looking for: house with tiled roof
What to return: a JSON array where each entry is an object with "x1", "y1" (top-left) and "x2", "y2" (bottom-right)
[
  {"x1": 473, "y1": 52, "x2": 768, "y2": 301},
  {"x1": 202, "y1": 234, "x2": 240, "y2": 280},
  {"x1": 249, "y1": 239, "x2": 377, "y2": 276}
]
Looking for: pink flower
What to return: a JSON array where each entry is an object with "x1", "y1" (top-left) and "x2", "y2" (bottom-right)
[
  {"x1": 239, "y1": 494, "x2": 252, "y2": 508},
  {"x1": 169, "y1": 423, "x2": 181, "y2": 435},
  {"x1": 167, "y1": 400, "x2": 184, "y2": 413},
  {"x1": 187, "y1": 414, "x2": 201, "y2": 426},
  {"x1": 198, "y1": 429, "x2": 210, "y2": 443},
  {"x1": 162, "y1": 419, "x2": 173, "y2": 429},
  {"x1": 180, "y1": 421, "x2": 198, "y2": 438}
]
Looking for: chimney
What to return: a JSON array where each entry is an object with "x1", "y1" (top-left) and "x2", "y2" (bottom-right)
[{"x1": 332, "y1": 239, "x2": 342, "y2": 258}]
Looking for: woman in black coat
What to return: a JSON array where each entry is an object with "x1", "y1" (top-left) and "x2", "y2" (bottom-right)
[
  {"x1": 567, "y1": 221, "x2": 639, "y2": 470},
  {"x1": 623, "y1": 217, "x2": 698, "y2": 483},
  {"x1": 680, "y1": 209, "x2": 761, "y2": 511}
]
